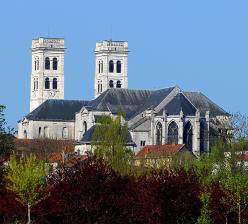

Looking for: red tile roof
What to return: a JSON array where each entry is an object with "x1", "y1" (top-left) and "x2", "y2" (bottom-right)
[
  {"x1": 49, "y1": 152, "x2": 64, "y2": 164},
  {"x1": 135, "y1": 143, "x2": 185, "y2": 159}
]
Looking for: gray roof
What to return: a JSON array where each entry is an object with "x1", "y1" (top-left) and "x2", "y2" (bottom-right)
[
  {"x1": 88, "y1": 88, "x2": 153, "y2": 119},
  {"x1": 24, "y1": 88, "x2": 228, "y2": 122},
  {"x1": 158, "y1": 93, "x2": 197, "y2": 116},
  {"x1": 131, "y1": 87, "x2": 176, "y2": 118},
  {"x1": 26, "y1": 99, "x2": 90, "y2": 121},
  {"x1": 183, "y1": 92, "x2": 229, "y2": 117}
]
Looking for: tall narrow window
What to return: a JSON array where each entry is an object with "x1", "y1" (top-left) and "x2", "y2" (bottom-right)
[
  {"x1": 62, "y1": 127, "x2": 68, "y2": 139},
  {"x1": 98, "y1": 61, "x2": 101, "y2": 73},
  {"x1": 168, "y1": 121, "x2": 179, "y2": 144},
  {"x1": 101, "y1": 61, "x2": 103, "y2": 73},
  {"x1": 117, "y1": 60, "x2": 121, "y2": 73},
  {"x1": 83, "y1": 121, "x2": 87, "y2": 133},
  {"x1": 109, "y1": 60, "x2": 114, "y2": 73},
  {"x1": 53, "y1": 78, "x2": 57, "y2": 89},
  {"x1": 45, "y1": 57, "x2": 50, "y2": 70},
  {"x1": 156, "y1": 122, "x2": 162, "y2": 145},
  {"x1": 24, "y1": 130, "x2": 27, "y2": 139},
  {"x1": 45, "y1": 78, "x2": 50, "y2": 89},
  {"x1": 183, "y1": 122, "x2": 193, "y2": 151},
  {"x1": 37, "y1": 58, "x2": 39, "y2": 70},
  {"x1": 34, "y1": 78, "x2": 38, "y2": 90},
  {"x1": 53, "y1": 57, "x2": 57, "y2": 70},
  {"x1": 34, "y1": 59, "x2": 37, "y2": 70},
  {"x1": 109, "y1": 80, "x2": 114, "y2": 88},
  {"x1": 36, "y1": 78, "x2": 38, "y2": 89},
  {"x1": 116, "y1": 80, "x2": 121, "y2": 88},
  {"x1": 38, "y1": 127, "x2": 41, "y2": 137}
]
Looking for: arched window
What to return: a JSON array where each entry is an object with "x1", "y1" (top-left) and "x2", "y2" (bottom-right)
[
  {"x1": 45, "y1": 57, "x2": 50, "y2": 70},
  {"x1": 117, "y1": 60, "x2": 121, "y2": 73},
  {"x1": 109, "y1": 80, "x2": 114, "y2": 88},
  {"x1": 101, "y1": 61, "x2": 103, "y2": 73},
  {"x1": 34, "y1": 59, "x2": 37, "y2": 70},
  {"x1": 183, "y1": 122, "x2": 193, "y2": 151},
  {"x1": 34, "y1": 78, "x2": 38, "y2": 90},
  {"x1": 37, "y1": 58, "x2": 39, "y2": 70},
  {"x1": 38, "y1": 127, "x2": 41, "y2": 137},
  {"x1": 53, "y1": 78, "x2": 57, "y2": 89},
  {"x1": 62, "y1": 127, "x2": 68, "y2": 139},
  {"x1": 83, "y1": 121, "x2": 87, "y2": 133},
  {"x1": 53, "y1": 57, "x2": 57, "y2": 70},
  {"x1": 168, "y1": 121, "x2": 179, "y2": 144},
  {"x1": 98, "y1": 61, "x2": 101, "y2": 73},
  {"x1": 24, "y1": 130, "x2": 27, "y2": 139},
  {"x1": 109, "y1": 60, "x2": 114, "y2": 73},
  {"x1": 116, "y1": 80, "x2": 121, "y2": 88},
  {"x1": 45, "y1": 78, "x2": 50, "y2": 89},
  {"x1": 156, "y1": 122, "x2": 162, "y2": 145}
]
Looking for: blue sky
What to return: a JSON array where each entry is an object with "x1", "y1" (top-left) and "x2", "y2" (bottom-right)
[{"x1": 0, "y1": 0, "x2": 247, "y2": 129}]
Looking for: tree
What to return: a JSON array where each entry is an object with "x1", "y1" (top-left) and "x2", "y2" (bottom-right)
[
  {"x1": 37, "y1": 157, "x2": 158, "y2": 224},
  {"x1": 92, "y1": 115, "x2": 134, "y2": 175},
  {"x1": 196, "y1": 192, "x2": 213, "y2": 224},
  {"x1": 231, "y1": 112, "x2": 248, "y2": 140},
  {"x1": 149, "y1": 168, "x2": 201, "y2": 223},
  {"x1": 194, "y1": 139, "x2": 248, "y2": 223},
  {"x1": 5, "y1": 154, "x2": 46, "y2": 224},
  {"x1": 0, "y1": 105, "x2": 14, "y2": 156}
]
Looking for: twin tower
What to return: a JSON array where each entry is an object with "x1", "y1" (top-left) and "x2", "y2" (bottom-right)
[{"x1": 30, "y1": 38, "x2": 129, "y2": 112}]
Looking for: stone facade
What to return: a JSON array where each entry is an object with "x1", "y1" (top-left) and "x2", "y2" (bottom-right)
[
  {"x1": 18, "y1": 37, "x2": 230, "y2": 156},
  {"x1": 94, "y1": 40, "x2": 128, "y2": 98},
  {"x1": 18, "y1": 119, "x2": 75, "y2": 140},
  {"x1": 30, "y1": 37, "x2": 65, "y2": 112}
]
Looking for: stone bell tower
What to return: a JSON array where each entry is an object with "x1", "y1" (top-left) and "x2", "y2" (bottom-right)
[
  {"x1": 94, "y1": 40, "x2": 129, "y2": 98},
  {"x1": 30, "y1": 37, "x2": 66, "y2": 112}
]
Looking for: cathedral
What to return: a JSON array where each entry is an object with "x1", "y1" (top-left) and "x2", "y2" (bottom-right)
[{"x1": 18, "y1": 37, "x2": 230, "y2": 155}]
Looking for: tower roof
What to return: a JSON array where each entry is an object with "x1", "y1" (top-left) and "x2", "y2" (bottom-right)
[
  {"x1": 95, "y1": 40, "x2": 128, "y2": 53},
  {"x1": 32, "y1": 37, "x2": 65, "y2": 50}
]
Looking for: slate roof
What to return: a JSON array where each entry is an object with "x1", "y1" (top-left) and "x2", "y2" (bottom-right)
[
  {"x1": 130, "y1": 87, "x2": 176, "y2": 119},
  {"x1": 183, "y1": 92, "x2": 229, "y2": 117},
  {"x1": 25, "y1": 99, "x2": 90, "y2": 121},
  {"x1": 88, "y1": 88, "x2": 153, "y2": 119},
  {"x1": 158, "y1": 92, "x2": 197, "y2": 116},
  {"x1": 24, "y1": 88, "x2": 228, "y2": 123},
  {"x1": 80, "y1": 125, "x2": 135, "y2": 145}
]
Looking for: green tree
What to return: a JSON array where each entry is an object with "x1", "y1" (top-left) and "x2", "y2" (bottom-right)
[
  {"x1": 221, "y1": 173, "x2": 248, "y2": 224},
  {"x1": 196, "y1": 192, "x2": 213, "y2": 224},
  {"x1": 92, "y1": 115, "x2": 134, "y2": 175},
  {"x1": 194, "y1": 139, "x2": 248, "y2": 224},
  {"x1": 5, "y1": 154, "x2": 47, "y2": 224},
  {"x1": 0, "y1": 105, "x2": 14, "y2": 156}
]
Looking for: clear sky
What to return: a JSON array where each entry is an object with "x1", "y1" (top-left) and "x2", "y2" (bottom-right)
[{"x1": 0, "y1": 0, "x2": 247, "y2": 129}]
